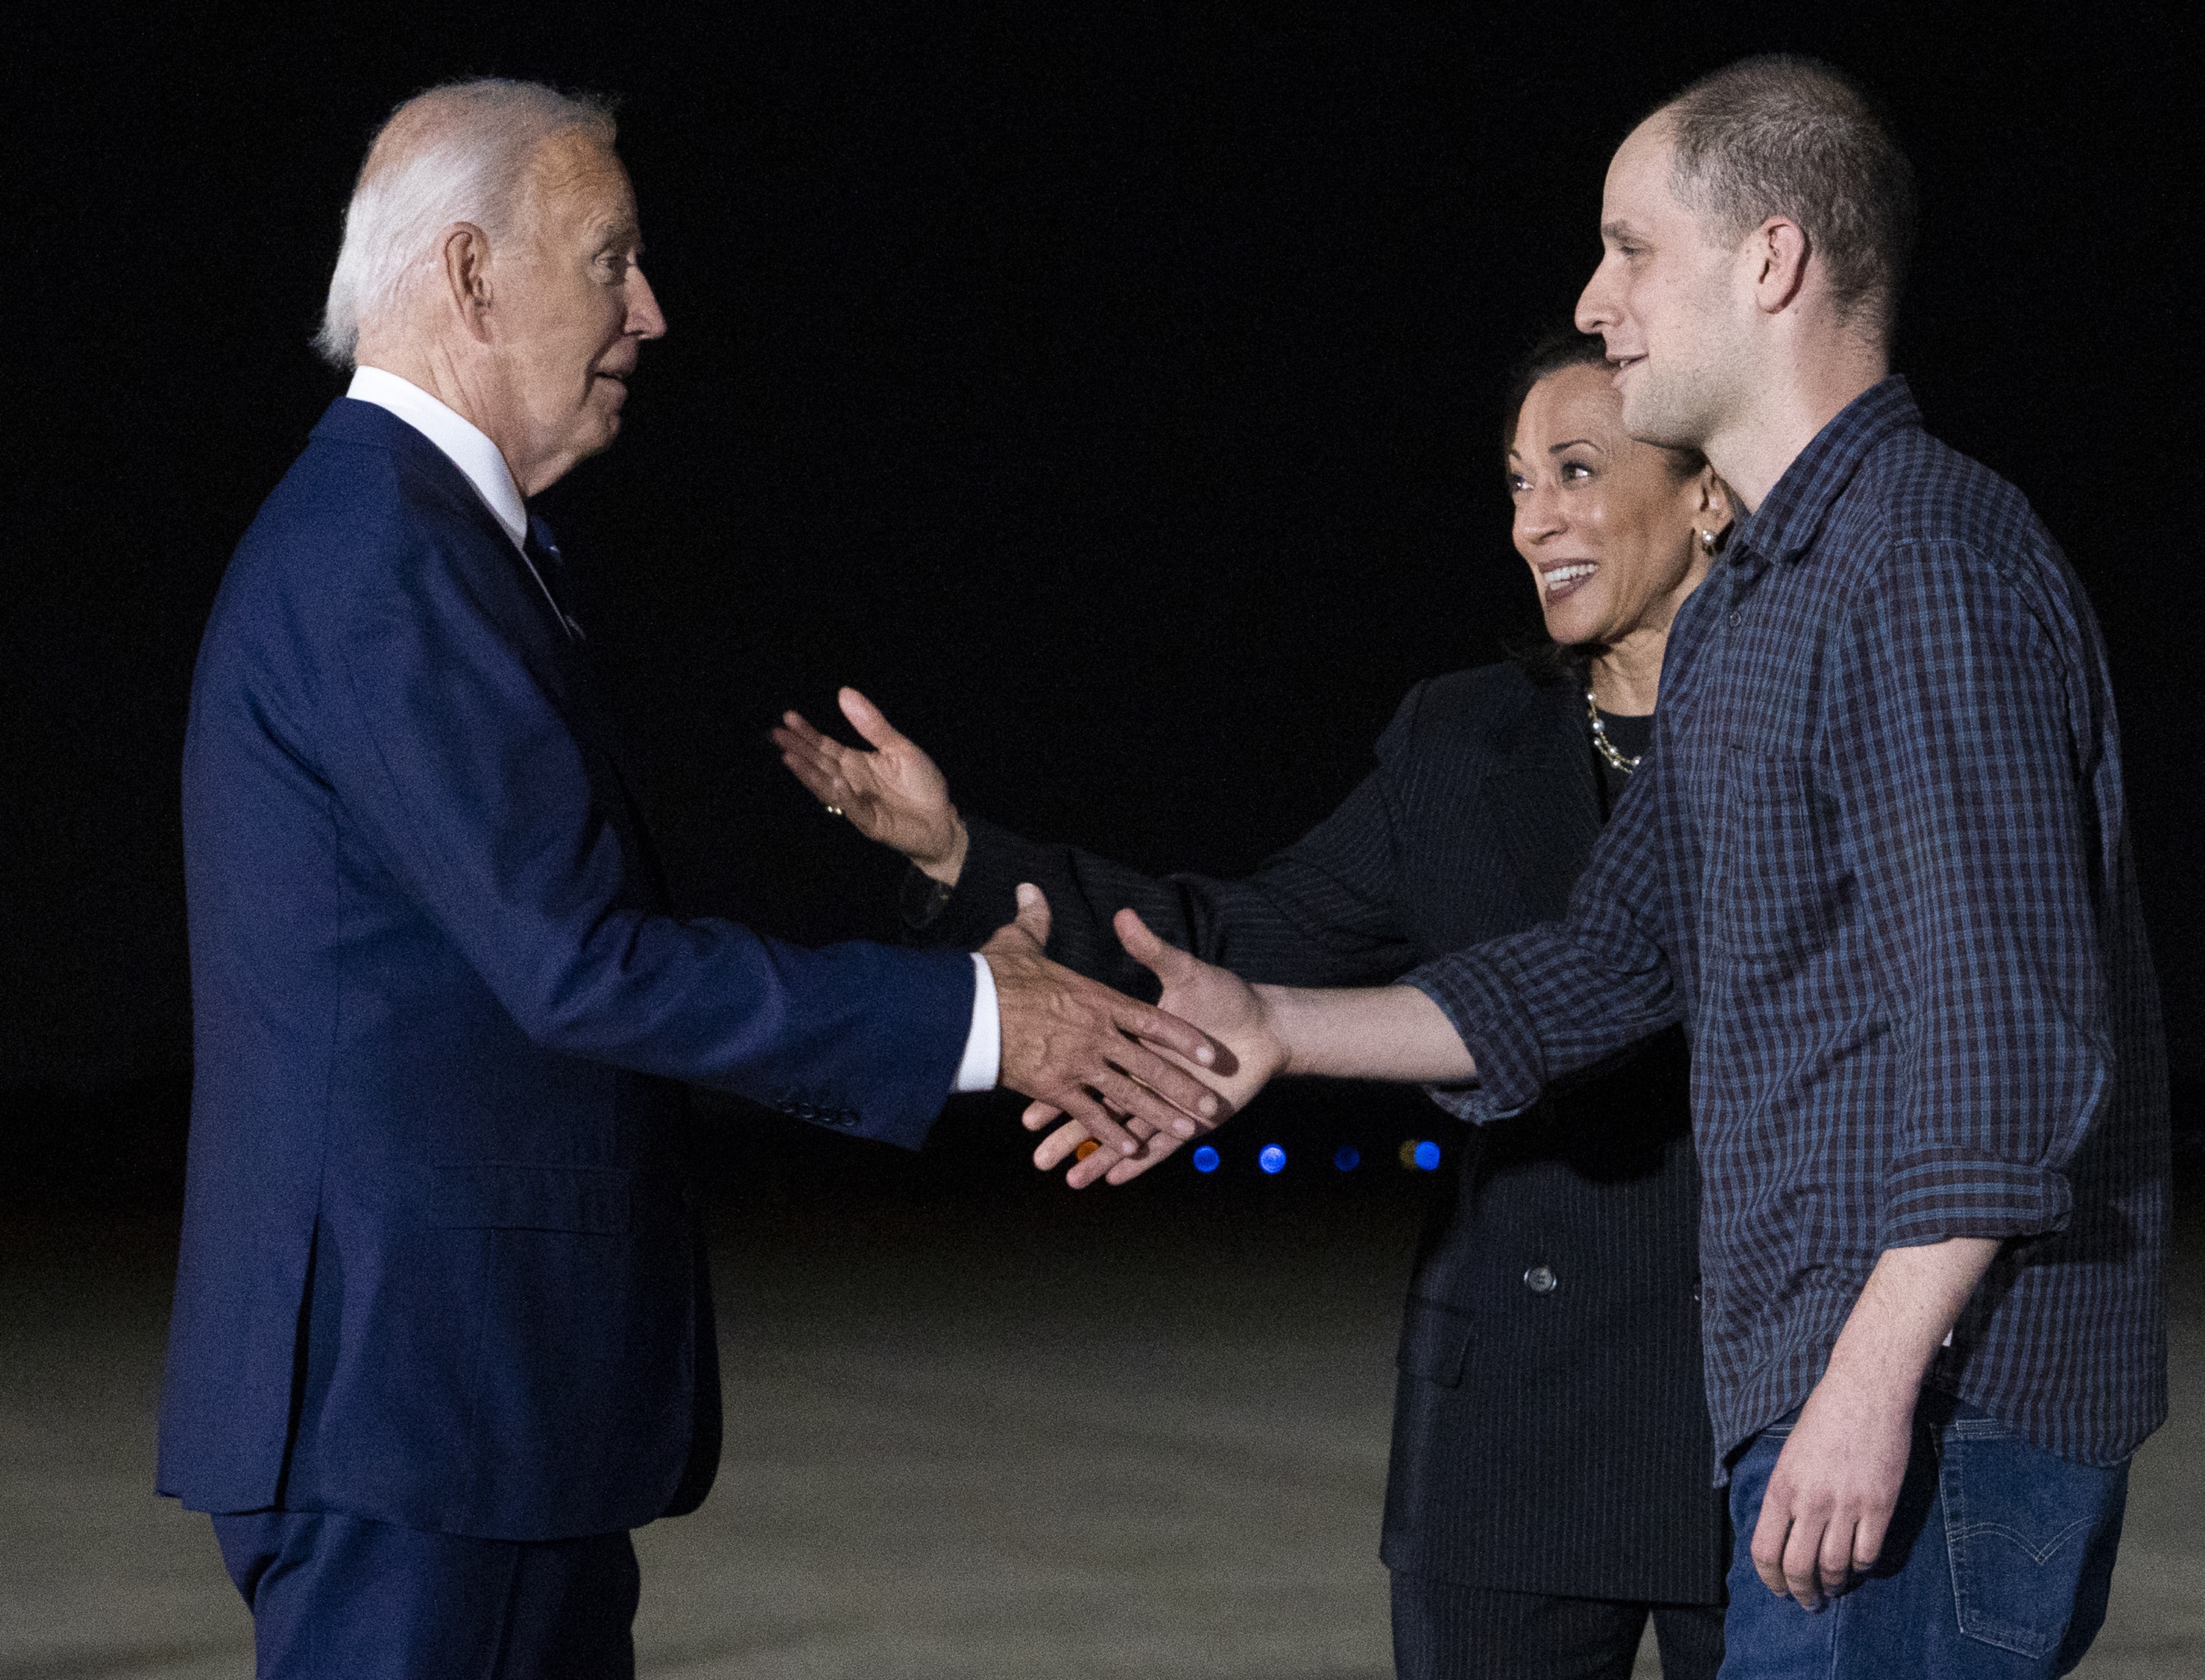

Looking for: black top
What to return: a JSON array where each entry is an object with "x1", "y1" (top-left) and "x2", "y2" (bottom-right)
[
  {"x1": 1592, "y1": 704, "x2": 1654, "y2": 817},
  {"x1": 910, "y1": 661, "x2": 1727, "y2": 1603}
]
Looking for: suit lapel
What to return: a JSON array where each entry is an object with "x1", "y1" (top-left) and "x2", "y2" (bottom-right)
[
  {"x1": 406, "y1": 470, "x2": 628, "y2": 786},
  {"x1": 503, "y1": 535, "x2": 676, "y2": 912},
  {"x1": 1482, "y1": 679, "x2": 1601, "y2": 924},
  {"x1": 354, "y1": 408, "x2": 676, "y2": 911}
]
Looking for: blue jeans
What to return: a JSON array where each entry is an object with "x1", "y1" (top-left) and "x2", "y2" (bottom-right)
[{"x1": 1721, "y1": 1396, "x2": 2126, "y2": 1679}]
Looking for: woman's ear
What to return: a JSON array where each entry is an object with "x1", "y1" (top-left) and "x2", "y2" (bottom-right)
[{"x1": 1701, "y1": 470, "x2": 1735, "y2": 537}]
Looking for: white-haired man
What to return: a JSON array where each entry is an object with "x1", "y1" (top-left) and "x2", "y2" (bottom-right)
[{"x1": 162, "y1": 79, "x2": 1223, "y2": 1676}]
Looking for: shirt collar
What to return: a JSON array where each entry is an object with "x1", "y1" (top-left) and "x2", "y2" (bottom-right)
[
  {"x1": 1727, "y1": 375, "x2": 1921, "y2": 569},
  {"x1": 345, "y1": 366, "x2": 528, "y2": 552}
]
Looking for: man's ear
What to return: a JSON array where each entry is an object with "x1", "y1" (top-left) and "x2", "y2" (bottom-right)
[
  {"x1": 437, "y1": 223, "x2": 495, "y2": 342},
  {"x1": 1749, "y1": 215, "x2": 1810, "y2": 316}
]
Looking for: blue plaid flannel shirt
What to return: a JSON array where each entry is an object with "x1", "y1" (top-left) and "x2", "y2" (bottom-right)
[{"x1": 1409, "y1": 378, "x2": 2168, "y2": 1476}]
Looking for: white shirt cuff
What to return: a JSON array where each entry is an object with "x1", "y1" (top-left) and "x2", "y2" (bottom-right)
[{"x1": 953, "y1": 952, "x2": 1002, "y2": 1094}]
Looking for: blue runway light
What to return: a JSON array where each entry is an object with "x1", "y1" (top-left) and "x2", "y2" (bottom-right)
[
  {"x1": 1413, "y1": 1139, "x2": 1441, "y2": 1171},
  {"x1": 1258, "y1": 1144, "x2": 1287, "y2": 1175},
  {"x1": 1192, "y1": 1145, "x2": 1220, "y2": 1174},
  {"x1": 1334, "y1": 1145, "x2": 1360, "y2": 1172}
]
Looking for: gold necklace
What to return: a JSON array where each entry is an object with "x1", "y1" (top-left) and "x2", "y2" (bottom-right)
[{"x1": 1585, "y1": 686, "x2": 1641, "y2": 775}]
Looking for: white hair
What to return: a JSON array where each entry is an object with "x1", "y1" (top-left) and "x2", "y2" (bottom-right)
[{"x1": 315, "y1": 79, "x2": 617, "y2": 368}]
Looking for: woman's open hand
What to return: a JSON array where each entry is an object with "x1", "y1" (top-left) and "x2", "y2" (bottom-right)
[{"x1": 772, "y1": 687, "x2": 968, "y2": 883}]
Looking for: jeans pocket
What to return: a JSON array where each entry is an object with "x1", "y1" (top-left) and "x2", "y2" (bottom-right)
[{"x1": 1940, "y1": 1418, "x2": 2128, "y2": 1660}]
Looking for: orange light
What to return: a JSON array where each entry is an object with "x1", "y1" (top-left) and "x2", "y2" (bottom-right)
[{"x1": 1075, "y1": 1139, "x2": 1100, "y2": 1161}]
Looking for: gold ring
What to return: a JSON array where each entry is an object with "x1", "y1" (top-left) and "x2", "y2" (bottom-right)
[{"x1": 825, "y1": 805, "x2": 843, "y2": 817}]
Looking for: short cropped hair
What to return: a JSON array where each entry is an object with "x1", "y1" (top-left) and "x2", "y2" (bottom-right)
[
  {"x1": 315, "y1": 79, "x2": 617, "y2": 368},
  {"x1": 1658, "y1": 56, "x2": 1915, "y2": 345}
]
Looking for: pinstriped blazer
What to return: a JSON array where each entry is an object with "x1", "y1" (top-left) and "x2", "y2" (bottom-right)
[{"x1": 916, "y1": 658, "x2": 1728, "y2": 1603}]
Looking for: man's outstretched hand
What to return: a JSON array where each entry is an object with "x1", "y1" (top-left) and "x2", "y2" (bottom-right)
[
  {"x1": 1030, "y1": 908, "x2": 1290, "y2": 1188},
  {"x1": 983, "y1": 886, "x2": 1231, "y2": 1158}
]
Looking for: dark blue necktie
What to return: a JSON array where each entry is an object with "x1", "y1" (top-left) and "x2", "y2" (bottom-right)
[{"x1": 521, "y1": 520, "x2": 583, "y2": 643}]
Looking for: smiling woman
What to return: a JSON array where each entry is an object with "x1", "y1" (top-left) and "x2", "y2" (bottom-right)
[{"x1": 1503, "y1": 332, "x2": 1731, "y2": 720}]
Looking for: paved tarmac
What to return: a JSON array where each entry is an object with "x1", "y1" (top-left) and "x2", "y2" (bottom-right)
[{"x1": 2, "y1": 1174, "x2": 2198, "y2": 1679}]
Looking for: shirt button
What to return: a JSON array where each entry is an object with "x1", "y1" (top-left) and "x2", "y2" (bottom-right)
[
  {"x1": 1728, "y1": 611, "x2": 1743, "y2": 627},
  {"x1": 1524, "y1": 1264, "x2": 1557, "y2": 1296}
]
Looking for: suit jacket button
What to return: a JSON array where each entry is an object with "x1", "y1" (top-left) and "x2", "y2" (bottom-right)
[{"x1": 1524, "y1": 1264, "x2": 1557, "y2": 1296}]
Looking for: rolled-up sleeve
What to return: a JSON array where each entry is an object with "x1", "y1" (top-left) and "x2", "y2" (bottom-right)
[{"x1": 1838, "y1": 538, "x2": 2112, "y2": 1247}]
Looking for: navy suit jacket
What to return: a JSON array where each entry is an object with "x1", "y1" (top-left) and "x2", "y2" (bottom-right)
[{"x1": 159, "y1": 398, "x2": 975, "y2": 1540}]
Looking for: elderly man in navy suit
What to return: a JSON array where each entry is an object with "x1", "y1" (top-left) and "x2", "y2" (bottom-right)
[{"x1": 160, "y1": 79, "x2": 1223, "y2": 1677}]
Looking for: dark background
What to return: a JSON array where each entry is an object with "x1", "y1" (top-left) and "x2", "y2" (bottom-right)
[{"x1": 7, "y1": 1, "x2": 2199, "y2": 1208}]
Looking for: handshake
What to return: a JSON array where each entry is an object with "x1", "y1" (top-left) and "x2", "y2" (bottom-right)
[{"x1": 978, "y1": 879, "x2": 1289, "y2": 1190}]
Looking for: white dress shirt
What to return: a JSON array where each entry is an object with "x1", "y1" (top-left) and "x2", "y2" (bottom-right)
[
  {"x1": 348, "y1": 366, "x2": 530, "y2": 547},
  {"x1": 345, "y1": 365, "x2": 1002, "y2": 1094}
]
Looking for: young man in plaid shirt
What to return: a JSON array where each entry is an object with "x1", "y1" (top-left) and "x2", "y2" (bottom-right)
[{"x1": 1061, "y1": 56, "x2": 2167, "y2": 1679}]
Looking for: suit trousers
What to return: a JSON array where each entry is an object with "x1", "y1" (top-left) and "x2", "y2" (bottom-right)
[
  {"x1": 1391, "y1": 1571, "x2": 1724, "y2": 1680},
  {"x1": 211, "y1": 1511, "x2": 639, "y2": 1679}
]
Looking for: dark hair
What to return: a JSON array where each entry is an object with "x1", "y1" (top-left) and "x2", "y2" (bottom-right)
[
  {"x1": 1499, "y1": 330, "x2": 1710, "y2": 685},
  {"x1": 1658, "y1": 55, "x2": 1916, "y2": 345},
  {"x1": 1500, "y1": 331, "x2": 1613, "y2": 459}
]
